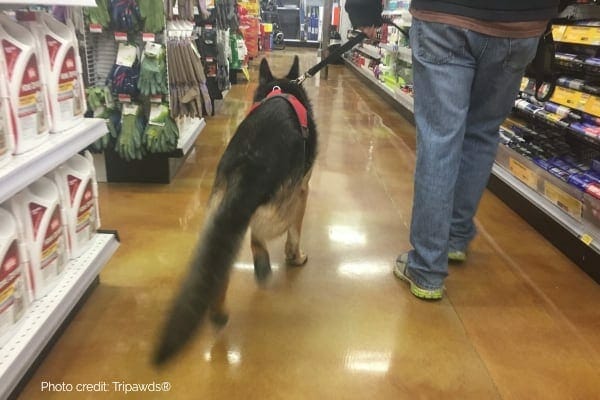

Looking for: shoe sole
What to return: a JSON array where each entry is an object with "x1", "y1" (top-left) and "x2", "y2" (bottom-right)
[{"x1": 393, "y1": 263, "x2": 443, "y2": 300}]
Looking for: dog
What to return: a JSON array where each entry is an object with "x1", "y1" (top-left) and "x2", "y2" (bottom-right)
[{"x1": 153, "y1": 56, "x2": 317, "y2": 365}]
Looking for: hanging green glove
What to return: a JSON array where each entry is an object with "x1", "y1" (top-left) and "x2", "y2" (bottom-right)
[
  {"x1": 87, "y1": 86, "x2": 119, "y2": 152},
  {"x1": 84, "y1": 0, "x2": 111, "y2": 28},
  {"x1": 139, "y1": 0, "x2": 166, "y2": 33},
  {"x1": 144, "y1": 104, "x2": 179, "y2": 153},
  {"x1": 116, "y1": 103, "x2": 146, "y2": 161},
  {"x1": 138, "y1": 42, "x2": 168, "y2": 96}
]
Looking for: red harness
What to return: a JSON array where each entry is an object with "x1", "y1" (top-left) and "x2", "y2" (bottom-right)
[{"x1": 247, "y1": 87, "x2": 309, "y2": 138}]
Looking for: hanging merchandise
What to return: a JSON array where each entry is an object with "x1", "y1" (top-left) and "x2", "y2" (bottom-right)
[
  {"x1": 19, "y1": 12, "x2": 87, "y2": 133},
  {"x1": 108, "y1": 42, "x2": 140, "y2": 95},
  {"x1": 115, "y1": 102, "x2": 145, "y2": 161},
  {"x1": 138, "y1": 42, "x2": 168, "y2": 96},
  {"x1": 139, "y1": 0, "x2": 166, "y2": 33},
  {"x1": 86, "y1": 86, "x2": 120, "y2": 151},
  {"x1": 84, "y1": 0, "x2": 111, "y2": 29},
  {"x1": 10, "y1": 177, "x2": 68, "y2": 300},
  {"x1": 144, "y1": 103, "x2": 179, "y2": 153},
  {"x1": 0, "y1": 207, "x2": 29, "y2": 348},
  {"x1": 166, "y1": 34, "x2": 212, "y2": 118},
  {"x1": 51, "y1": 152, "x2": 100, "y2": 259},
  {"x1": 0, "y1": 14, "x2": 50, "y2": 155},
  {"x1": 110, "y1": 0, "x2": 143, "y2": 32}
]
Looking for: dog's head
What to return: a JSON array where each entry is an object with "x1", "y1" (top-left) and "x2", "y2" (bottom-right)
[{"x1": 254, "y1": 56, "x2": 310, "y2": 108}]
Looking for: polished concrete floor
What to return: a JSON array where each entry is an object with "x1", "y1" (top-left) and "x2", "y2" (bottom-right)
[{"x1": 18, "y1": 49, "x2": 600, "y2": 399}]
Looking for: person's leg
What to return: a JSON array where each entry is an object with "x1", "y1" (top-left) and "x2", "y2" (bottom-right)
[
  {"x1": 448, "y1": 35, "x2": 540, "y2": 255},
  {"x1": 406, "y1": 19, "x2": 477, "y2": 290}
]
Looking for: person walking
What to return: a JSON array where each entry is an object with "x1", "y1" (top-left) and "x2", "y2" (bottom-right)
[{"x1": 344, "y1": 0, "x2": 562, "y2": 300}]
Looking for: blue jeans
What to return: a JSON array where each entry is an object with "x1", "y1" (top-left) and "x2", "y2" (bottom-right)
[{"x1": 406, "y1": 18, "x2": 539, "y2": 289}]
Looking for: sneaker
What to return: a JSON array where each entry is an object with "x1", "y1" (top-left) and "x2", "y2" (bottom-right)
[
  {"x1": 448, "y1": 250, "x2": 467, "y2": 262},
  {"x1": 393, "y1": 253, "x2": 444, "y2": 300}
]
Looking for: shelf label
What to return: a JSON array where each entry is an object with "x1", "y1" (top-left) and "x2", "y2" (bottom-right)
[
  {"x1": 559, "y1": 26, "x2": 600, "y2": 46},
  {"x1": 580, "y1": 234, "x2": 593, "y2": 246},
  {"x1": 142, "y1": 32, "x2": 156, "y2": 42},
  {"x1": 509, "y1": 158, "x2": 538, "y2": 189},
  {"x1": 89, "y1": 24, "x2": 103, "y2": 33},
  {"x1": 544, "y1": 181, "x2": 583, "y2": 220},
  {"x1": 583, "y1": 94, "x2": 600, "y2": 118},
  {"x1": 114, "y1": 32, "x2": 128, "y2": 41},
  {"x1": 551, "y1": 86, "x2": 589, "y2": 111}
]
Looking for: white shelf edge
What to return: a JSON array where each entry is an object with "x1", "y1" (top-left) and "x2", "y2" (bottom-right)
[
  {"x1": 0, "y1": 233, "x2": 120, "y2": 399},
  {"x1": 491, "y1": 163, "x2": 600, "y2": 253},
  {"x1": 357, "y1": 46, "x2": 381, "y2": 60},
  {"x1": 177, "y1": 118, "x2": 206, "y2": 155},
  {"x1": 345, "y1": 59, "x2": 414, "y2": 112},
  {"x1": 0, "y1": 118, "x2": 108, "y2": 204}
]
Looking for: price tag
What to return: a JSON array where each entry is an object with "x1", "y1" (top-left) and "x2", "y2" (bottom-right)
[
  {"x1": 551, "y1": 86, "x2": 589, "y2": 111},
  {"x1": 551, "y1": 25, "x2": 568, "y2": 42},
  {"x1": 544, "y1": 181, "x2": 583, "y2": 220},
  {"x1": 561, "y1": 26, "x2": 600, "y2": 46},
  {"x1": 118, "y1": 94, "x2": 132, "y2": 103},
  {"x1": 580, "y1": 234, "x2": 593, "y2": 246},
  {"x1": 116, "y1": 43, "x2": 138, "y2": 67},
  {"x1": 114, "y1": 32, "x2": 128, "y2": 41},
  {"x1": 89, "y1": 23, "x2": 103, "y2": 33},
  {"x1": 583, "y1": 94, "x2": 600, "y2": 118},
  {"x1": 150, "y1": 94, "x2": 163, "y2": 103},
  {"x1": 509, "y1": 158, "x2": 538, "y2": 189},
  {"x1": 142, "y1": 32, "x2": 156, "y2": 42}
]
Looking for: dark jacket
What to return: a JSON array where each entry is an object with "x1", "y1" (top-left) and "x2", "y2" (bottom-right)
[{"x1": 344, "y1": 0, "x2": 561, "y2": 28}]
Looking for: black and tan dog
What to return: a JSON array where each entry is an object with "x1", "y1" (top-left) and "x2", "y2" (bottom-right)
[{"x1": 153, "y1": 56, "x2": 317, "y2": 365}]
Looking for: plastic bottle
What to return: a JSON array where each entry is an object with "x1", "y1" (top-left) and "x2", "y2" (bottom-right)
[
  {"x1": 0, "y1": 207, "x2": 29, "y2": 346},
  {"x1": 0, "y1": 99, "x2": 12, "y2": 167},
  {"x1": 51, "y1": 152, "x2": 100, "y2": 259},
  {"x1": 17, "y1": 12, "x2": 86, "y2": 132},
  {"x1": 10, "y1": 177, "x2": 68, "y2": 300},
  {"x1": 0, "y1": 14, "x2": 49, "y2": 154}
]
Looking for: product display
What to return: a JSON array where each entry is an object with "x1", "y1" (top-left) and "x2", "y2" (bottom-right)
[
  {"x1": 51, "y1": 152, "x2": 100, "y2": 259},
  {"x1": 9, "y1": 177, "x2": 68, "y2": 300},
  {"x1": 0, "y1": 14, "x2": 50, "y2": 155},
  {"x1": 18, "y1": 12, "x2": 87, "y2": 133},
  {"x1": 0, "y1": 207, "x2": 28, "y2": 348}
]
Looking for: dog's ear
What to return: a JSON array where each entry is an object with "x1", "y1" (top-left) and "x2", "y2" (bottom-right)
[
  {"x1": 259, "y1": 58, "x2": 274, "y2": 85},
  {"x1": 286, "y1": 56, "x2": 300, "y2": 80}
]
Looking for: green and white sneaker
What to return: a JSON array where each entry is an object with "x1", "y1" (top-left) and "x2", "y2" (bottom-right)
[
  {"x1": 448, "y1": 250, "x2": 467, "y2": 262},
  {"x1": 393, "y1": 253, "x2": 444, "y2": 300}
]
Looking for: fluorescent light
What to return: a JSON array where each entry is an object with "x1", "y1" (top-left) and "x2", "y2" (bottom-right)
[
  {"x1": 344, "y1": 351, "x2": 391, "y2": 373},
  {"x1": 328, "y1": 225, "x2": 367, "y2": 246}
]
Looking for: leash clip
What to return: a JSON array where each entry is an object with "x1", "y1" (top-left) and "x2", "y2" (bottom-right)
[{"x1": 292, "y1": 73, "x2": 310, "y2": 86}]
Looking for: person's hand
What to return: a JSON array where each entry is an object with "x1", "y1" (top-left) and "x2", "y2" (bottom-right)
[{"x1": 358, "y1": 26, "x2": 377, "y2": 39}]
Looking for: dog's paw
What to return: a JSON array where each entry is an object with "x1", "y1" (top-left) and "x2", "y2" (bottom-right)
[
  {"x1": 254, "y1": 261, "x2": 272, "y2": 283},
  {"x1": 286, "y1": 252, "x2": 308, "y2": 266}
]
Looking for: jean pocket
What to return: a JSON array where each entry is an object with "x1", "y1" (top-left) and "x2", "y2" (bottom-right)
[
  {"x1": 503, "y1": 37, "x2": 540, "y2": 73},
  {"x1": 412, "y1": 19, "x2": 465, "y2": 65}
]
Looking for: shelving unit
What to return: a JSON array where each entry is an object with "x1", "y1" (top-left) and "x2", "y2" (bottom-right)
[
  {"x1": 0, "y1": 119, "x2": 107, "y2": 204},
  {"x1": 0, "y1": 2, "x2": 121, "y2": 397},
  {"x1": 0, "y1": 234, "x2": 119, "y2": 400},
  {"x1": 341, "y1": 4, "x2": 600, "y2": 283}
]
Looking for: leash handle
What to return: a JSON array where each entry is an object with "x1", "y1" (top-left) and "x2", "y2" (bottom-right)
[{"x1": 304, "y1": 32, "x2": 367, "y2": 78}]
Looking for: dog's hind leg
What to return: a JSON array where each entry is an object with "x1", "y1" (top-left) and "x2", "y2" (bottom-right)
[
  {"x1": 251, "y1": 233, "x2": 272, "y2": 283},
  {"x1": 285, "y1": 173, "x2": 311, "y2": 266}
]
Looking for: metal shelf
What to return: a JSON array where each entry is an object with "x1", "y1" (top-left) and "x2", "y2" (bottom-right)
[
  {"x1": 0, "y1": 118, "x2": 108, "y2": 204},
  {"x1": 345, "y1": 58, "x2": 414, "y2": 112},
  {"x1": 0, "y1": 233, "x2": 120, "y2": 400},
  {"x1": 176, "y1": 118, "x2": 206, "y2": 157},
  {"x1": 492, "y1": 163, "x2": 600, "y2": 254}
]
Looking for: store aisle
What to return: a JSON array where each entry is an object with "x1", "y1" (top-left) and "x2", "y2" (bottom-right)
[{"x1": 18, "y1": 49, "x2": 600, "y2": 399}]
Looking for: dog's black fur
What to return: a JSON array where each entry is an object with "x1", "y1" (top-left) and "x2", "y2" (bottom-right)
[{"x1": 153, "y1": 56, "x2": 317, "y2": 365}]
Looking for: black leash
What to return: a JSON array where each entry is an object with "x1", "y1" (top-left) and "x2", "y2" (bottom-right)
[{"x1": 293, "y1": 32, "x2": 367, "y2": 85}]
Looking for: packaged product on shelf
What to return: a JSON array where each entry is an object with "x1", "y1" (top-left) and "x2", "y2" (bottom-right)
[
  {"x1": 0, "y1": 207, "x2": 29, "y2": 348},
  {"x1": 51, "y1": 152, "x2": 100, "y2": 259},
  {"x1": 18, "y1": 12, "x2": 86, "y2": 133},
  {"x1": 10, "y1": 177, "x2": 68, "y2": 300},
  {"x1": 0, "y1": 99, "x2": 11, "y2": 167},
  {"x1": 0, "y1": 14, "x2": 50, "y2": 155}
]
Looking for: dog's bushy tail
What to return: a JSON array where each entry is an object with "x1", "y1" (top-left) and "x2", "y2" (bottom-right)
[{"x1": 153, "y1": 184, "x2": 259, "y2": 366}]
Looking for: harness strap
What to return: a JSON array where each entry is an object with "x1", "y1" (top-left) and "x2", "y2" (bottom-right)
[{"x1": 248, "y1": 87, "x2": 309, "y2": 138}]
